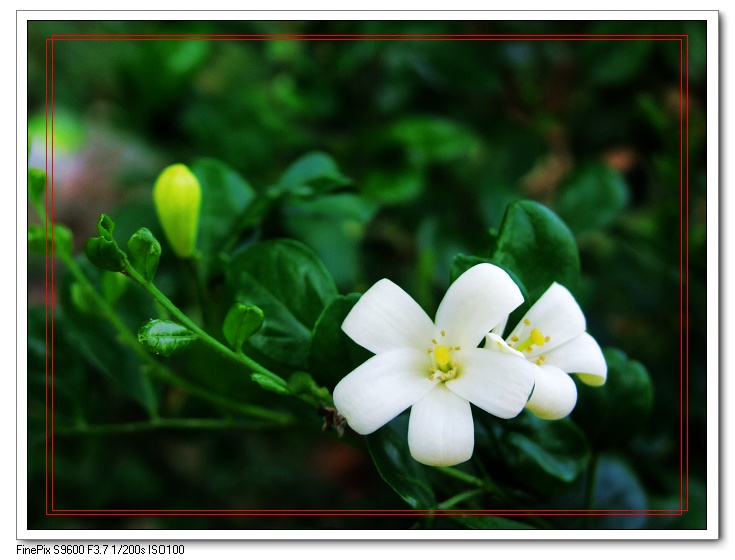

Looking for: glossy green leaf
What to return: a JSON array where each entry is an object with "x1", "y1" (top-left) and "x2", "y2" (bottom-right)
[
  {"x1": 450, "y1": 515, "x2": 536, "y2": 530},
  {"x1": 250, "y1": 372, "x2": 291, "y2": 396},
  {"x1": 192, "y1": 158, "x2": 257, "y2": 276},
  {"x1": 277, "y1": 152, "x2": 351, "y2": 194},
  {"x1": 281, "y1": 194, "x2": 377, "y2": 288},
  {"x1": 556, "y1": 163, "x2": 630, "y2": 235},
  {"x1": 308, "y1": 293, "x2": 370, "y2": 390},
  {"x1": 492, "y1": 411, "x2": 591, "y2": 496},
  {"x1": 491, "y1": 200, "x2": 580, "y2": 299},
  {"x1": 138, "y1": 319, "x2": 197, "y2": 356},
  {"x1": 225, "y1": 239, "x2": 338, "y2": 369},
  {"x1": 223, "y1": 303, "x2": 264, "y2": 352},
  {"x1": 572, "y1": 348, "x2": 653, "y2": 449},
  {"x1": 127, "y1": 228, "x2": 161, "y2": 282},
  {"x1": 367, "y1": 419, "x2": 436, "y2": 510}
]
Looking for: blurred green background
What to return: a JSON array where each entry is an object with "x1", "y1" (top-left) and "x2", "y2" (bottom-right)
[{"x1": 26, "y1": 19, "x2": 707, "y2": 530}]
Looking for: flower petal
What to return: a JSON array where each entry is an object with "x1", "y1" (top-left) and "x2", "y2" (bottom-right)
[
  {"x1": 435, "y1": 264, "x2": 523, "y2": 348},
  {"x1": 445, "y1": 348, "x2": 535, "y2": 419},
  {"x1": 407, "y1": 384, "x2": 474, "y2": 467},
  {"x1": 542, "y1": 332, "x2": 607, "y2": 386},
  {"x1": 342, "y1": 278, "x2": 435, "y2": 354},
  {"x1": 333, "y1": 348, "x2": 436, "y2": 435},
  {"x1": 525, "y1": 365, "x2": 578, "y2": 420},
  {"x1": 490, "y1": 314, "x2": 509, "y2": 337},
  {"x1": 506, "y1": 282, "x2": 586, "y2": 357}
]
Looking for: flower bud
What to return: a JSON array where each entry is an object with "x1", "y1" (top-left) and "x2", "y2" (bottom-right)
[{"x1": 153, "y1": 164, "x2": 201, "y2": 258}]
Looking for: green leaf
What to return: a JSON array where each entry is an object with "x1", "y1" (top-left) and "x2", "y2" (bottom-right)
[
  {"x1": 556, "y1": 163, "x2": 629, "y2": 235},
  {"x1": 491, "y1": 200, "x2": 580, "y2": 299},
  {"x1": 572, "y1": 348, "x2": 653, "y2": 449},
  {"x1": 366, "y1": 419, "x2": 436, "y2": 510},
  {"x1": 137, "y1": 319, "x2": 197, "y2": 356},
  {"x1": 281, "y1": 194, "x2": 377, "y2": 288},
  {"x1": 192, "y1": 158, "x2": 257, "y2": 276},
  {"x1": 450, "y1": 515, "x2": 536, "y2": 530},
  {"x1": 308, "y1": 293, "x2": 369, "y2": 390},
  {"x1": 250, "y1": 372, "x2": 291, "y2": 396},
  {"x1": 223, "y1": 303, "x2": 264, "y2": 352},
  {"x1": 126, "y1": 228, "x2": 161, "y2": 282},
  {"x1": 225, "y1": 239, "x2": 338, "y2": 369},
  {"x1": 277, "y1": 152, "x2": 351, "y2": 194},
  {"x1": 28, "y1": 224, "x2": 73, "y2": 258},
  {"x1": 28, "y1": 168, "x2": 46, "y2": 208},
  {"x1": 85, "y1": 215, "x2": 126, "y2": 272},
  {"x1": 491, "y1": 411, "x2": 591, "y2": 496}
]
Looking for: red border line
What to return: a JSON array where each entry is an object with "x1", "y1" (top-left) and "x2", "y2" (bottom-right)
[
  {"x1": 679, "y1": 35, "x2": 684, "y2": 509},
  {"x1": 684, "y1": 31, "x2": 689, "y2": 511},
  {"x1": 44, "y1": 37, "x2": 49, "y2": 518},
  {"x1": 44, "y1": 32, "x2": 689, "y2": 519}
]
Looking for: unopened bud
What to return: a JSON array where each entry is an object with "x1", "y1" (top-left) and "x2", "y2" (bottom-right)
[{"x1": 153, "y1": 164, "x2": 201, "y2": 258}]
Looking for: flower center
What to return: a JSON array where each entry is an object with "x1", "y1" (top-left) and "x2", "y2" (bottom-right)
[{"x1": 427, "y1": 331, "x2": 460, "y2": 382}]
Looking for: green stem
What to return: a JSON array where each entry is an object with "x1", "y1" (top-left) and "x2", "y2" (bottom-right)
[
  {"x1": 60, "y1": 256, "x2": 293, "y2": 426},
  {"x1": 124, "y1": 262, "x2": 278, "y2": 381},
  {"x1": 434, "y1": 465, "x2": 507, "y2": 500},
  {"x1": 185, "y1": 255, "x2": 210, "y2": 326},
  {"x1": 437, "y1": 488, "x2": 485, "y2": 510},
  {"x1": 55, "y1": 417, "x2": 285, "y2": 436}
]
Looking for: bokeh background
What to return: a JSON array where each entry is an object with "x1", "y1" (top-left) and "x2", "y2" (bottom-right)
[{"x1": 26, "y1": 19, "x2": 707, "y2": 530}]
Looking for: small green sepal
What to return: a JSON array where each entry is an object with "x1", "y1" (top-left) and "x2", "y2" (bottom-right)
[
  {"x1": 223, "y1": 303, "x2": 264, "y2": 352},
  {"x1": 85, "y1": 214, "x2": 127, "y2": 272}
]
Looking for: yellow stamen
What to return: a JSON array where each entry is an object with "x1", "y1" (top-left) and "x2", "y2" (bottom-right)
[{"x1": 514, "y1": 327, "x2": 547, "y2": 353}]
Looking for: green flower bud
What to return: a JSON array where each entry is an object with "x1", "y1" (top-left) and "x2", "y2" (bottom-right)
[{"x1": 153, "y1": 164, "x2": 201, "y2": 258}]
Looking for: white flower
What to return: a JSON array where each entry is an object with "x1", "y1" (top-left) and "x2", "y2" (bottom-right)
[
  {"x1": 484, "y1": 282, "x2": 607, "y2": 420},
  {"x1": 333, "y1": 264, "x2": 537, "y2": 467}
]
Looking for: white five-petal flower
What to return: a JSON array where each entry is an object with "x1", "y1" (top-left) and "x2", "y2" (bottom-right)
[
  {"x1": 333, "y1": 264, "x2": 537, "y2": 467},
  {"x1": 484, "y1": 282, "x2": 607, "y2": 420}
]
